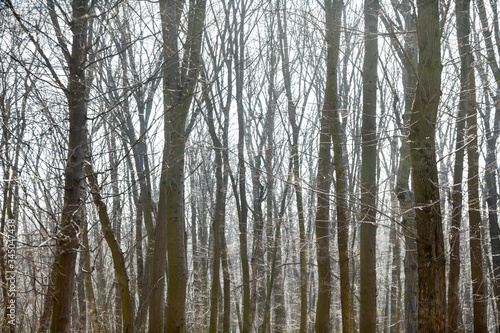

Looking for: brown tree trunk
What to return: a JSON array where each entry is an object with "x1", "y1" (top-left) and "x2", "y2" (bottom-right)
[
  {"x1": 231, "y1": 0, "x2": 252, "y2": 331},
  {"x1": 276, "y1": 2, "x2": 307, "y2": 330},
  {"x1": 82, "y1": 214, "x2": 101, "y2": 333},
  {"x1": 48, "y1": 1, "x2": 89, "y2": 331},
  {"x1": 360, "y1": 0, "x2": 379, "y2": 331},
  {"x1": 85, "y1": 152, "x2": 133, "y2": 333},
  {"x1": 459, "y1": 0, "x2": 488, "y2": 327},
  {"x1": 203, "y1": 73, "x2": 230, "y2": 333},
  {"x1": 383, "y1": 1, "x2": 419, "y2": 330},
  {"x1": 326, "y1": 1, "x2": 352, "y2": 332},
  {"x1": 149, "y1": 1, "x2": 207, "y2": 332},
  {"x1": 409, "y1": 0, "x2": 446, "y2": 331},
  {"x1": 447, "y1": 5, "x2": 467, "y2": 329}
]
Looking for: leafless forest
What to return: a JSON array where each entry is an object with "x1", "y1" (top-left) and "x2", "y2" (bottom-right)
[{"x1": 0, "y1": 0, "x2": 500, "y2": 332}]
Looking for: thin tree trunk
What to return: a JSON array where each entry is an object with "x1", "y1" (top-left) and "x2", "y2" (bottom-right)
[
  {"x1": 232, "y1": 0, "x2": 251, "y2": 330},
  {"x1": 390, "y1": 223, "x2": 400, "y2": 333},
  {"x1": 476, "y1": 0, "x2": 500, "y2": 326},
  {"x1": 459, "y1": 0, "x2": 488, "y2": 326},
  {"x1": 82, "y1": 213, "x2": 101, "y2": 333},
  {"x1": 325, "y1": 1, "x2": 352, "y2": 331},
  {"x1": 276, "y1": 2, "x2": 307, "y2": 330},
  {"x1": 260, "y1": 167, "x2": 292, "y2": 333},
  {"x1": 76, "y1": 252, "x2": 86, "y2": 332},
  {"x1": 360, "y1": 0, "x2": 379, "y2": 331},
  {"x1": 204, "y1": 75, "x2": 229, "y2": 333},
  {"x1": 448, "y1": 1, "x2": 472, "y2": 330},
  {"x1": 249, "y1": 154, "x2": 266, "y2": 329},
  {"x1": 447, "y1": 4, "x2": 467, "y2": 328},
  {"x1": 85, "y1": 149, "x2": 133, "y2": 333}
]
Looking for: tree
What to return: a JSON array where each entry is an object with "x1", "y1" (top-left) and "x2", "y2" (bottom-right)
[
  {"x1": 149, "y1": 0, "x2": 207, "y2": 331},
  {"x1": 316, "y1": 0, "x2": 349, "y2": 331},
  {"x1": 457, "y1": 0, "x2": 488, "y2": 329},
  {"x1": 4, "y1": 0, "x2": 94, "y2": 331},
  {"x1": 447, "y1": 1, "x2": 468, "y2": 329},
  {"x1": 409, "y1": 0, "x2": 446, "y2": 330},
  {"x1": 84, "y1": 147, "x2": 133, "y2": 333},
  {"x1": 276, "y1": 1, "x2": 308, "y2": 330},
  {"x1": 381, "y1": 2, "x2": 419, "y2": 330},
  {"x1": 475, "y1": 0, "x2": 500, "y2": 326},
  {"x1": 359, "y1": 0, "x2": 378, "y2": 331},
  {"x1": 5, "y1": 0, "x2": 500, "y2": 331}
]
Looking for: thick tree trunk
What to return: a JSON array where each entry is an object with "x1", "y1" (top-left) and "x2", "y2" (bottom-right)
[
  {"x1": 360, "y1": 0, "x2": 379, "y2": 331},
  {"x1": 49, "y1": 1, "x2": 89, "y2": 331},
  {"x1": 314, "y1": 73, "x2": 332, "y2": 333},
  {"x1": 410, "y1": 1, "x2": 446, "y2": 331},
  {"x1": 149, "y1": 1, "x2": 206, "y2": 332}
]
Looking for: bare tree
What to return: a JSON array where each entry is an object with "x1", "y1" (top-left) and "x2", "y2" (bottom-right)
[{"x1": 410, "y1": 0, "x2": 446, "y2": 330}]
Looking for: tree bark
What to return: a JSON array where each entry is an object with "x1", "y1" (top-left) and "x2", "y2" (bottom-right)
[
  {"x1": 390, "y1": 2, "x2": 418, "y2": 330},
  {"x1": 410, "y1": 0, "x2": 446, "y2": 331},
  {"x1": 85, "y1": 151, "x2": 133, "y2": 333},
  {"x1": 149, "y1": 0, "x2": 206, "y2": 331},
  {"x1": 326, "y1": 1, "x2": 352, "y2": 332},
  {"x1": 476, "y1": 0, "x2": 500, "y2": 326},
  {"x1": 447, "y1": 2, "x2": 468, "y2": 328},
  {"x1": 82, "y1": 214, "x2": 101, "y2": 333},
  {"x1": 360, "y1": 0, "x2": 379, "y2": 331},
  {"x1": 48, "y1": 1, "x2": 89, "y2": 331},
  {"x1": 459, "y1": 0, "x2": 488, "y2": 327}
]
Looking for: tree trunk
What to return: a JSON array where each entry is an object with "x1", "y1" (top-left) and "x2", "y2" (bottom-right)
[
  {"x1": 49, "y1": 1, "x2": 89, "y2": 331},
  {"x1": 459, "y1": 0, "x2": 488, "y2": 327},
  {"x1": 325, "y1": 1, "x2": 352, "y2": 332},
  {"x1": 204, "y1": 74, "x2": 230, "y2": 333},
  {"x1": 390, "y1": 223, "x2": 401, "y2": 333},
  {"x1": 232, "y1": 0, "x2": 252, "y2": 330},
  {"x1": 410, "y1": 0, "x2": 446, "y2": 331},
  {"x1": 476, "y1": 0, "x2": 500, "y2": 326},
  {"x1": 276, "y1": 2, "x2": 307, "y2": 330},
  {"x1": 360, "y1": 0, "x2": 379, "y2": 331},
  {"x1": 85, "y1": 152, "x2": 133, "y2": 333},
  {"x1": 315, "y1": 0, "x2": 345, "y2": 331},
  {"x1": 82, "y1": 214, "x2": 101, "y2": 333},
  {"x1": 148, "y1": 0, "x2": 206, "y2": 332},
  {"x1": 447, "y1": 1, "x2": 468, "y2": 327}
]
